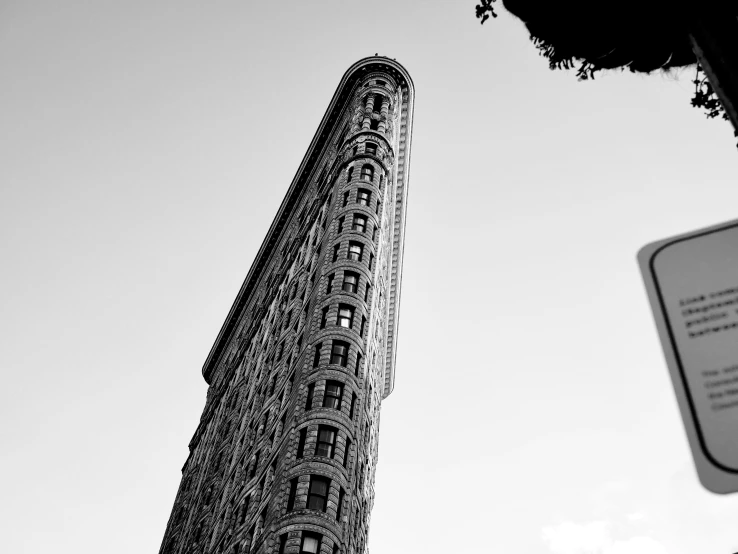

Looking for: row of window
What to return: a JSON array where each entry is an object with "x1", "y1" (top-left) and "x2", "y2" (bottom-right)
[
  {"x1": 337, "y1": 212, "x2": 376, "y2": 235},
  {"x1": 366, "y1": 93, "x2": 385, "y2": 113},
  {"x1": 347, "y1": 164, "x2": 374, "y2": 183},
  {"x1": 277, "y1": 531, "x2": 337, "y2": 554},
  {"x1": 326, "y1": 270, "x2": 369, "y2": 299},
  {"x1": 331, "y1": 241, "x2": 373, "y2": 269},
  {"x1": 227, "y1": 526, "x2": 337, "y2": 554},
  {"x1": 295, "y1": 424, "x2": 351, "y2": 466},
  {"x1": 286, "y1": 475, "x2": 345, "y2": 519},
  {"x1": 319, "y1": 305, "x2": 366, "y2": 335},
  {"x1": 305, "y1": 380, "x2": 356, "y2": 415},
  {"x1": 312, "y1": 341, "x2": 363, "y2": 377}
]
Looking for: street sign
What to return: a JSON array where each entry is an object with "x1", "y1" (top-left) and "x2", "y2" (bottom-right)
[{"x1": 639, "y1": 219, "x2": 738, "y2": 494}]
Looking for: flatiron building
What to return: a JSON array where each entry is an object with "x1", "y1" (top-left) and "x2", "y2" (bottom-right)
[{"x1": 159, "y1": 56, "x2": 415, "y2": 554}]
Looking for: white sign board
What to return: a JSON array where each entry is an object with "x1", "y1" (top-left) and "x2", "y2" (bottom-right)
[{"x1": 639, "y1": 219, "x2": 738, "y2": 494}]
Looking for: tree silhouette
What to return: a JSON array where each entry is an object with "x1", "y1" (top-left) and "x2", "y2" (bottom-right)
[{"x1": 476, "y1": 0, "x2": 734, "y2": 126}]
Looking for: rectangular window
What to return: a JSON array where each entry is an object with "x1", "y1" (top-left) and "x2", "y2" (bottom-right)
[
  {"x1": 368, "y1": 252, "x2": 373, "y2": 269},
  {"x1": 343, "y1": 438, "x2": 351, "y2": 467},
  {"x1": 348, "y1": 242, "x2": 362, "y2": 262},
  {"x1": 346, "y1": 167, "x2": 354, "y2": 182},
  {"x1": 360, "y1": 165, "x2": 373, "y2": 181},
  {"x1": 336, "y1": 305, "x2": 354, "y2": 329},
  {"x1": 307, "y1": 476, "x2": 330, "y2": 512},
  {"x1": 300, "y1": 532, "x2": 322, "y2": 554},
  {"x1": 336, "y1": 488, "x2": 345, "y2": 520},
  {"x1": 306, "y1": 383, "x2": 315, "y2": 410},
  {"x1": 349, "y1": 393, "x2": 356, "y2": 420},
  {"x1": 365, "y1": 142, "x2": 377, "y2": 155},
  {"x1": 326, "y1": 273, "x2": 335, "y2": 294},
  {"x1": 372, "y1": 226, "x2": 377, "y2": 241},
  {"x1": 330, "y1": 340, "x2": 349, "y2": 366},
  {"x1": 332, "y1": 244, "x2": 340, "y2": 263},
  {"x1": 296, "y1": 427, "x2": 307, "y2": 458},
  {"x1": 323, "y1": 381, "x2": 344, "y2": 410},
  {"x1": 360, "y1": 315, "x2": 366, "y2": 337},
  {"x1": 287, "y1": 477, "x2": 298, "y2": 511},
  {"x1": 279, "y1": 533, "x2": 288, "y2": 554},
  {"x1": 343, "y1": 191, "x2": 350, "y2": 207},
  {"x1": 337, "y1": 216, "x2": 344, "y2": 233},
  {"x1": 315, "y1": 425, "x2": 337, "y2": 458},
  {"x1": 357, "y1": 189, "x2": 371, "y2": 206},
  {"x1": 369, "y1": 119, "x2": 379, "y2": 131},
  {"x1": 320, "y1": 307, "x2": 328, "y2": 329},
  {"x1": 313, "y1": 343, "x2": 322, "y2": 368},
  {"x1": 364, "y1": 283, "x2": 370, "y2": 302},
  {"x1": 355, "y1": 353, "x2": 362, "y2": 376},
  {"x1": 352, "y1": 215, "x2": 366, "y2": 233},
  {"x1": 342, "y1": 271, "x2": 358, "y2": 293}
]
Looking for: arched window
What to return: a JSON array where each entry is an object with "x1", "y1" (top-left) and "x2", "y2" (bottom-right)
[
  {"x1": 360, "y1": 164, "x2": 374, "y2": 182},
  {"x1": 373, "y1": 94, "x2": 385, "y2": 113}
]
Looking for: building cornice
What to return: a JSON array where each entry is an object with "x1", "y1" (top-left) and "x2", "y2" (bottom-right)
[{"x1": 202, "y1": 56, "x2": 414, "y2": 390}]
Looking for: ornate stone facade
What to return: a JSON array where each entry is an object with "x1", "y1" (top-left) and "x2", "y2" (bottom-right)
[{"x1": 158, "y1": 57, "x2": 414, "y2": 554}]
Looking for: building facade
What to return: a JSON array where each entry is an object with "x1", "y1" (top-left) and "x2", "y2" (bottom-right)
[{"x1": 158, "y1": 57, "x2": 415, "y2": 554}]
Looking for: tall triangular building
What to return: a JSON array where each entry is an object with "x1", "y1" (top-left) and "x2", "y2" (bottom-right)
[{"x1": 159, "y1": 56, "x2": 414, "y2": 554}]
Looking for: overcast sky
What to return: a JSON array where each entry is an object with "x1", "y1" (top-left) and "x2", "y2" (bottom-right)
[{"x1": 3, "y1": 2, "x2": 738, "y2": 553}]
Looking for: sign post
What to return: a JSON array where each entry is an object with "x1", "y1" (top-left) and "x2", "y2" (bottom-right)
[{"x1": 639, "y1": 219, "x2": 738, "y2": 494}]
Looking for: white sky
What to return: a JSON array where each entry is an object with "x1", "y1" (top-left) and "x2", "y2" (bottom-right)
[{"x1": 3, "y1": 2, "x2": 738, "y2": 553}]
